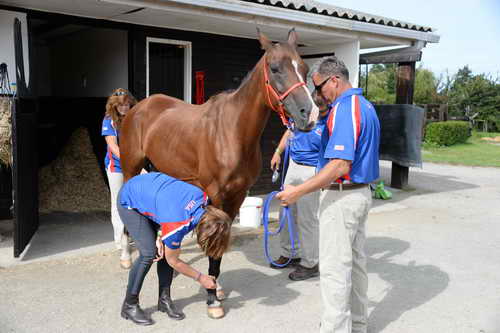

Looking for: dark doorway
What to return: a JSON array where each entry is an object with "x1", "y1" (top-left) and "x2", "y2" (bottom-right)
[{"x1": 148, "y1": 42, "x2": 184, "y2": 99}]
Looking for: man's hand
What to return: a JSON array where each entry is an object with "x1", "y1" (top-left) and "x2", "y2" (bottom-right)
[
  {"x1": 270, "y1": 152, "x2": 281, "y2": 170},
  {"x1": 154, "y1": 236, "x2": 164, "y2": 262},
  {"x1": 276, "y1": 184, "x2": 302, "y2": 206}
]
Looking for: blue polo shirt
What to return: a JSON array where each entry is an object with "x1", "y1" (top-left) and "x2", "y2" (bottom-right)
[
  {"x1": 101, "y1": 117, "x2": 122, "y2": 173},
  {"x1": 289, "y1": 115, "x2": 327, "y2": 166},
  {"x1": 317, "y1": 88, "x2": 380, "y2": 184},
  {"x1": 119, "y1": 172, "x2": 207, "y2": 249}
]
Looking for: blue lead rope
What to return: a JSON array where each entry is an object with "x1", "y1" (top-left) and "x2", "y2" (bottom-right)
[{"x1": 262, "y1": 143, "x2": 300, "y2": 267}]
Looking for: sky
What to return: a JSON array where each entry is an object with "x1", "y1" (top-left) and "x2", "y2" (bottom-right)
[{"x1": 317, "y1": 0, "x2": 500, "y2": 77}]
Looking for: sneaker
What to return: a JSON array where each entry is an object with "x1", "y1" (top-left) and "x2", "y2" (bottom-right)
[
  {"x1": 288, "y1": 264, "x2": 319, "y2": 281},
  {"x1": 269, "y1": 256, "x2": 301, "y2": 269}
]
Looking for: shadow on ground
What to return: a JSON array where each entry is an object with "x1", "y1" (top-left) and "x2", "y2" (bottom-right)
[
  {"x1": 365, "y1": 236, "x2": 450, "y2": 333},
  {"x1": 371, "y1": 164, "x2": 479, "y2": 210},
  {"x1": 237, "y1": 233, "x2": 449, "y2": 333},
  {"x1": 141, "y1": 233, "x2": 302, "y2": 316}
]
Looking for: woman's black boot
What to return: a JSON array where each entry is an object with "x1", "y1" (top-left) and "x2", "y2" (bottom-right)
[
  {"x1": 121, "y1": 300, "x2": 154, "y2": 326},
  {"x1": 158, "y1": 289, "x2": 185, "y2": 320}
]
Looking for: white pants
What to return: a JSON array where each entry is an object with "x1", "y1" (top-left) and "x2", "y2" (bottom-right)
[
  {"x1": 279, "y1": 159, "x2": 320, "y2": 268},
  {"x1": 319, "y1": 186, "x2": 371, "y2": 333},
  {"x1": 106, "y1": 169, "x2": 131, "y2": 260}
]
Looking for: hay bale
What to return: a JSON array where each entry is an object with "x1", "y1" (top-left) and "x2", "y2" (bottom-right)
[
  {"x1": 0, "y1": 97, "x2": 12, "y2": 167},
  {"x1": 39, "y1": 127, "x2": 110, "y2": 213}
]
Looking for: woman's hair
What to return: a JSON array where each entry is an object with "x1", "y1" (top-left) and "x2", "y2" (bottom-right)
[
  {"x1": 196, "y1": 205, "x2": 232, "y2": 259},
  {"x1": 105, "y1": 88, "x2": 137, "y2": 131}
]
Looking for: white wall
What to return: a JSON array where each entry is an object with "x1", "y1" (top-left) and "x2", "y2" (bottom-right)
[
  {"x1": 0, "y1": 9, "x2": 30, "y2": 90},
  {"x1": 332, "y1": 40, "x2": 360, "y2": 88},
  {"x1": 50, "y1": 27, "x2": 128, "y2": 97},
  {"x1": 300, "y1": 40, "x2": 360, "y2": 88}
]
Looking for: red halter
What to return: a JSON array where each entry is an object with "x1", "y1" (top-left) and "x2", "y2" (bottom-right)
[{"x1": 263, "y1": 62, "x2": 306, "y2": 127}]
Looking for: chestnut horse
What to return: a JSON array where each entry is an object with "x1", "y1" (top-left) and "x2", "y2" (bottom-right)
[{"x1": 120, "y1": 29, "x2": 318, "y2": 312}]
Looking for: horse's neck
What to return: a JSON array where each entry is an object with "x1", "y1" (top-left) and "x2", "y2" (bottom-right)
[{"x1": 226, "y1": 59, "x2": 271, "y2": 151}]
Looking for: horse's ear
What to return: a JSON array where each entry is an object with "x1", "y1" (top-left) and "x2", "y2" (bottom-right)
[
  {"x1": 257, "y1": 28, "x2": 273, "y2": 51},
  {"x1": 287, "y1": 28, "x2": 298, "y2": 49}
]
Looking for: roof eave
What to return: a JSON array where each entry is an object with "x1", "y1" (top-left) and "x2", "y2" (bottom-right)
[{"x1": 102, "y1": 0, "x2": 440, "y2": 44}]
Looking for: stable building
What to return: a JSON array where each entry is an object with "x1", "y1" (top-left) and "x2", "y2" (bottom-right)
[{"x1": 0, "y1": 0, "x2": 439, "y2": 257}]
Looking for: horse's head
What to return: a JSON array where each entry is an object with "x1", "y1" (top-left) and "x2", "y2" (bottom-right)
[{"x1": 259, "y1": 29, "x2": 319, "y2": 131}]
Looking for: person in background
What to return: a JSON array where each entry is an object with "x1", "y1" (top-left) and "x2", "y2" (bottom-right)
[
  {"x1": 269, "y1": 95, "x2": 329, "y2": 281},
  {"x1": 102, "y1": 88, "x2": 137, "y2": 269},
  {"x1": 118, "y1": 172, "x2": 232, "y2": 325}
]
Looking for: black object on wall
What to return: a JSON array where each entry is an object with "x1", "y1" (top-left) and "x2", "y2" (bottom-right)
[{"x1": 374, "y1": 104, "x2": 424, "y2": 168}]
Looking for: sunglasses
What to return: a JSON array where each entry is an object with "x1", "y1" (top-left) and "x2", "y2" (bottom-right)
[
  {"x1": 113, "y1": 91, "x2": 127, "y2": 96},
  {"x1": 313, "y1": 76, "x2": 337, "y2": 93}
]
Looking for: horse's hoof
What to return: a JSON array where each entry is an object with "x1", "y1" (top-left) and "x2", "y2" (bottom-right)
[
  {"x1": 120, "y1": 259, "x2": 132, "y2": 270},
  {"x1": 207, "y1": 302, "x2": 225, "y2": 319},
  {"x1": 216, "y1": 288, "x2": 226, "y2": 301}
]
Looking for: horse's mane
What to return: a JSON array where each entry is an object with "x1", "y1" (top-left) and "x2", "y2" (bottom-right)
[
  {"x1": 208, "y1": 90, "x2": 234, "y2": 102},
  {"x1": 207, "y1": 67, "x2": 256, "y2": 102}
]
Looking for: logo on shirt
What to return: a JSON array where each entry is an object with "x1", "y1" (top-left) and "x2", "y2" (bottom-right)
[
  {"x1": 185, "y1": 200, "x2": 196, "y2": 211},
  {"x1": 334, "y1": 145, "x2": 345, "y2": 151},
  {"x1": 315, "y1": 128, "x2": 322, "y2": 136},
  {"x1": 103, "y1": 126, "x2": 108, "y2": 130}
]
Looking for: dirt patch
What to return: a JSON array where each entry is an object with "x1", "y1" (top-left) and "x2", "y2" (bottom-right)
[{"x1": 480, "y1": 136, "x2": 500, "y2": 143}]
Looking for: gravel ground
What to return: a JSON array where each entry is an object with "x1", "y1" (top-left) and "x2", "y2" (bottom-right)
[{"x1": 0, "y1": 161, "x2": 499, "y2": 333}]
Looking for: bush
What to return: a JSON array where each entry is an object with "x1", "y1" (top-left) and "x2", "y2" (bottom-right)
[{"x1": 425, "y1": 121, "x2": 471, "y2": 146}]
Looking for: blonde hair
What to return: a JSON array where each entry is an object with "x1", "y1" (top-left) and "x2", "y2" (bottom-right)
[
  {"x1": 196, "y1": 206, "x2": 232, "y2": 259},
  {"x1": 105, "y1": 88, "x2": 137, "y2": 131}
]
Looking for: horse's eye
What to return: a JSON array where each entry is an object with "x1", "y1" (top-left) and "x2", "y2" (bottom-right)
[{"x1": 270, "y1": 64, "x2": 280, "y2": 74}]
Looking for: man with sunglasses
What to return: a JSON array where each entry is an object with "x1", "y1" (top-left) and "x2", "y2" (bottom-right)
[{"x1": 277, "y1": 56, "x2": 380, "y2": 333}]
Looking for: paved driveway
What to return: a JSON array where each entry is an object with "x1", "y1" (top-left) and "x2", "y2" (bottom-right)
[{"x1": 0, "y1": 162, "x2": 499, "y2": 333}]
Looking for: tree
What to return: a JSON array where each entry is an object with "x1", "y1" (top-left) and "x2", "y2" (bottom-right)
[
  {"x1": 359, "y1": 64, "x2": 395, "y2": 104},
  {"x1": 414, "y1": 67, "x2": 439, "y2": 104},
  {"x1": 447, "y1": 66, "x2": 500, "y2": 130}
]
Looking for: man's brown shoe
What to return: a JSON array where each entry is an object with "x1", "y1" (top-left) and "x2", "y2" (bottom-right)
[
  {"x1": 289, "y1": 264, "x2": 319, "y2": 281},
  {"x1": 269, "y1": 256, "x2": 301, "y2": 269}
]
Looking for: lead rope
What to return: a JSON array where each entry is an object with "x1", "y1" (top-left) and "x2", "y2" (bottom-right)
[{"x1": 262, "y1": 140, "x2": 300, "y2": 267}]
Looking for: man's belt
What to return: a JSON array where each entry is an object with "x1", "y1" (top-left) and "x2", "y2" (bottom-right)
[
  {"x1": 293, "y1": 161, "x2": 315, "y2": 167},
  {"x1": 324, "y1": 183, "x2": 368, "y2": 191}
]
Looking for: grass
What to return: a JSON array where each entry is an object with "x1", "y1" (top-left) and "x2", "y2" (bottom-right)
[{"x1": 422, "y1": 131, "x2": 500, "y2": 167}]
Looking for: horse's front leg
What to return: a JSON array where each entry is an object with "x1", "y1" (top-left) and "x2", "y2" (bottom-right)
[{"x1": 205, "y1": 191, "x2": 246, "y2": 318}]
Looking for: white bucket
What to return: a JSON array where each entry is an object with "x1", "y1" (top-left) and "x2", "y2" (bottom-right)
[{"x1": 239, "y1": 196, "x2": 263, "y2": 228}]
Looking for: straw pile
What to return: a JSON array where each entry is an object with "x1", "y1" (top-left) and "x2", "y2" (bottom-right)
[
  {"x1": 0, "y1": 97, "x2": 12, "y2": 167},
  {"x1": 39, "y1": 127, "x2": 110, "y2": 213}
]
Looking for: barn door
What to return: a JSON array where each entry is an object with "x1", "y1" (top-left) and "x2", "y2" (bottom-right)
[
  {"x1": 12, "y1": 98, "x2": 38, "y2": 257},
  {"x1": 12, "y1": 18, "x2": 38, "y2": 257},
  {"x1": 146, "y1": 38, "x2": 192, "y2": 102}
]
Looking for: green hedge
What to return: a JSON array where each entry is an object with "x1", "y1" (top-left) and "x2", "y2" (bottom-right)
[{"x1": 425, "y1": 121, "x2": 471, "y2": 146}]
